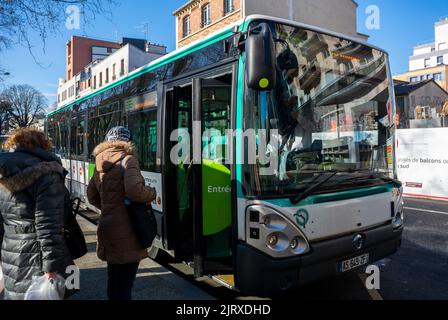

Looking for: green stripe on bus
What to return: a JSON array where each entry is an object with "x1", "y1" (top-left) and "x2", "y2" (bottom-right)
[
  {"x1": 235, "y1": 55, "x2": 245, "y2": 199},
  {"x1": 88, "y1": 163, "x2": 96, "y2": 180}
]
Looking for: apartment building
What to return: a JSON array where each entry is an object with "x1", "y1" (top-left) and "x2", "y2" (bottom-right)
[
  {"x1": 174, "y1": 0, "x2": 368, "y2": 48},
  {"x1": 394, "y1": 79, "x2": 448, "y2": 129},
  {"x1": 57, "y1": 37, "x2": 167, "y2": 108},
  {"x1": 394, "y1": 18, "x2": 448, "y2": 91},
  {"x1": 66, "y1": 36, "x2": 121, "y2": 81}
]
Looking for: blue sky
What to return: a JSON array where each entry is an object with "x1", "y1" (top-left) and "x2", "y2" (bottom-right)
[{"x1": 1, "y1": 0, "x2": 447, "y2": 105}]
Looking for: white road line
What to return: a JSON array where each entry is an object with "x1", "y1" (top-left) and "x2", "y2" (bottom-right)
[
  {"x1": 358, "y1": 274, "x2": 383, "y2": 301},
  {"x1": 404, "y1": 207, "x2": 448, "y2": 216}
]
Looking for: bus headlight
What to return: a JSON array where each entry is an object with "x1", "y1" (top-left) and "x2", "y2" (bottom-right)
[{"x1": 246, "y1": 205, "x2": 310, "y2": 258}]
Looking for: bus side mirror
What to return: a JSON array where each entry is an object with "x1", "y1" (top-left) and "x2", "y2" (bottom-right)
[{"x1": 246, "y1": 23, "x2": 277, "y2": 91}]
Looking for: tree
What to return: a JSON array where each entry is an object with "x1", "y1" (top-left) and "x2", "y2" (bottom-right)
[
  {"x1": 0, "y1": 0, "x2": 117, "y2": 65},
  {"x1": 0, "y1": 98, "x2": 11, "y2": 134},
  {"x1": 1, "y1": 85, "x2": 47, "y2": 129}
]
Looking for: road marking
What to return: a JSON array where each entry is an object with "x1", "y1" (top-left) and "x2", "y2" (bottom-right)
[
  {"x1": 358, "y1": 274, "x2": 384, "y2": 301},
  {"x1": 404, "y1": 207, "x2": 448, "y2": 216}
]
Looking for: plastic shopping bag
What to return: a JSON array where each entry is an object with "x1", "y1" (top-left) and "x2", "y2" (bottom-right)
[
  {"x1": 0, "y1": 263, "x2": 4, "y2": 294},
  {"x1": 24, "y1": 275, "x2": 66, "y2": 300}
]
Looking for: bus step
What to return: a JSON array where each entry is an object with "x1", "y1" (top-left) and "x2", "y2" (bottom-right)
[{"x1": 211, "y1": 274, "x2": 235, "y2": 289}]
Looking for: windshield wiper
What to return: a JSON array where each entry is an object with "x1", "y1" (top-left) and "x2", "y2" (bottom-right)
[
  {"x1": 290, "y1": 171, "x2": 338, "y2": 205},
  {"x1": 338, "y1": 172, "x2": 402, "y2": 188}
]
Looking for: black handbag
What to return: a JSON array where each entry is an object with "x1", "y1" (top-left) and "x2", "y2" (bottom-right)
[
  {"x1": 63, "y1": 197, "x2": 88, "y2": 260},
  {"x1": 125, "y1": 202, "x2": 158, "y2": 249},
  {"x1": 120, "y1": 159, "x2": 158, "y2": 249}
]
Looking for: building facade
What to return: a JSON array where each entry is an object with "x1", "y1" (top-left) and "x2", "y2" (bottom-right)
[
  {"x1": 174, "y1": 0, "x2": 368, "y2": 49},
  {"x1": 66, "y1": 36, "x2": 121, "y2": 81},
  {"x1": 394, "y1": 18, "x2": 448, "y2": 91},
  {"x1": 57, "y1": 37, "x2": 167, "y2": 108},
  {"x1": 394, "y1": 79, "x2": 448, "y2": 129},
  {"x1": 174, "y1": 0, "x2": 242, "y2": 48}
]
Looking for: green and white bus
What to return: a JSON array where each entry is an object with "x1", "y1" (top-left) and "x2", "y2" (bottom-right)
[{"x1": 46, "y1": 15, "x2": 404, "y2": 296}]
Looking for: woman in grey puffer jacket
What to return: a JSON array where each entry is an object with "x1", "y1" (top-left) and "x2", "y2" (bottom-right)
[{"x1": 0, "y1": 128, "x2": 73, "y2": 300}]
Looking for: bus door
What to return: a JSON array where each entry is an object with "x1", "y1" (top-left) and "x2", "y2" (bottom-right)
[
  {"x1": 164, "y1": 69, "x2": 235, "y2": 278},
  {"x1": 192, "y1": 74, "x2": 234, "y2": 277},
  {"x1": 164, "y1": 82, "x2": 194, "y2": 260},
  {"x1": 69, "y1": 108, "x2": 87, "y2": 201}
]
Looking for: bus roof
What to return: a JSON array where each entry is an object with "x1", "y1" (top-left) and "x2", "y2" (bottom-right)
[
  {"x1": 48, "y1": 18, "x2": 243, "y2": 117},
  {"x1": 48, "y1": 14, "x2": 387, "y2": 117}
]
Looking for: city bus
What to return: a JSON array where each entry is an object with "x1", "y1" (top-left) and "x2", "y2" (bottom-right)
[{"x1": 46, "y1": 15, "x2": 404, "y2": 296}]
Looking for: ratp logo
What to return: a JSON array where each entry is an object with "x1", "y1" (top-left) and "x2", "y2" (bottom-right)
[
  {"x1": 66, "y1": 5, "x2": 81, "y2": 30},
  {"x1": 294, "y1": 209, "x2": 310, "y2": 229}
]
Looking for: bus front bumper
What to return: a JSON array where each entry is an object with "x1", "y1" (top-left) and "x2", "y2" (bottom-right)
[{"x1": 236, "y1": 223, "x2": 403, "y2": 296}]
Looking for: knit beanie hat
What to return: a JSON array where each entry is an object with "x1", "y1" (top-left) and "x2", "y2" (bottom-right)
[{"x1": 105, "y1": 126, "x2": 133, "y2": 142}]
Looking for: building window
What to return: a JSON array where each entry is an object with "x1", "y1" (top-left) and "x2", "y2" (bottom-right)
[
  {"x1": 410, "y1": 77, "x2": 418, "y2": 83},
  {"x1": 424, "y1": 58, "x2": 431, "y2": 68},
  {"x1": 106, "y1": 68, "x2": 109, "y2": 84},
  {"x1": 93, "y1": 76, "x2": 97, "y2": 89},
  {"x1": 224, "y1": 0, "x2": 234, "y2": 15},
  {"x1": 437, "y1": 56, "x2": 444, "y2": 65},
  {"x1": 113, "y1": 64, "x2": 116, "y2": 80},
  {"x1": 99, "y1": 72, "x2": 103, "y2": 87},
  {"x1": 120, "y1": 59, "x2": 125, "y2": 76},
  {"x1": 183, "y1": 16, "x2": 191, "y2": 38},
  {"x1": 434, "y1": 73, "x2": 443, "y2": 81},
  {"x1": 201, "y1": 3, "x2": 211, "y2": 27}
]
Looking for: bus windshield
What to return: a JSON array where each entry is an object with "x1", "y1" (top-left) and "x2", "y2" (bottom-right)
[{"x1": 243, "y1": 22, "x2": 395, "y2": 197}]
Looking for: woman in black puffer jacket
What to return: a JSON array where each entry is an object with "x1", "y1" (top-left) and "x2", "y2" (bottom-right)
[{"x1": 0, "y1": 128, "x2": 73, "y2": 300}]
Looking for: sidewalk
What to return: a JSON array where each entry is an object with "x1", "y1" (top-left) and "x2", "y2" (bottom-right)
[{"x1": 71, "y1": 216, "x2": 214, "y2": 300}]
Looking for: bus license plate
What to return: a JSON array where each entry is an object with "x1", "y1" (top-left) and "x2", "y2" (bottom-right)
[{"x1": 339, "y1": 254, "x2": 370, "y2": 273}]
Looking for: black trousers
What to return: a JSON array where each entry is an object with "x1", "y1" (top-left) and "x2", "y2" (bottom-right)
[{"x1": 107, "y1": 262, "x2": 139, "y2": 300}]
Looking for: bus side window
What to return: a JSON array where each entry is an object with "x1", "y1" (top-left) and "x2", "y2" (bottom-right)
[{"x1": 127, "y1": 109, "x2": 158, "y2": 172}]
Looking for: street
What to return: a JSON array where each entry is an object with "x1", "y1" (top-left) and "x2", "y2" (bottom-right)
[{"x1": 378, "y1": 198, "x2": 448, "y2": 299}]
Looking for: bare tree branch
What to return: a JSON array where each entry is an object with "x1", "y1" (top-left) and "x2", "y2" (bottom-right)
[
  {"x1": 0, "y1": 0, "x2": 118, "y2": 69},
  {"x1": 1, "y1": 84, "x2": 47, "y2": 129}
]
